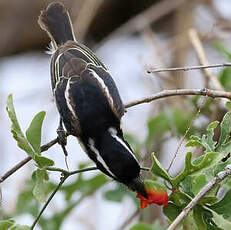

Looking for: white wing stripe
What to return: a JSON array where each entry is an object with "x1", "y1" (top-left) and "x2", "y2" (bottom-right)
[
  {"x1": 64, "y1": 78, "x2": 78, "y2": 120},
  {"x1": 108, "y1": 127, "x2": 138, "y2": 163},
  {"x1": 90, "y1": 70, "x2": 114, "y2": 108},
  {"x1": 88, "y1": 138, "x2": 116, "y2": 178}
]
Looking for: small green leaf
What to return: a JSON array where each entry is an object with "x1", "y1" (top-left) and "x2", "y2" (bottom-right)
[
  {"x1": 170, "y1": 190, "x2": 191, "y2": 207},
  {"x1": 172, "y1": 152, "x2": 219, "y2": 186},
  {"x1": 130, "y1": 222, "x2": 153, "y2": 230},
  {"x1": 16, "y1": 180, "x2": 40, "y2": 216},
  {"x1": 151, "y1": 221, "x2": 166, "y2": 230},
  {"x1": 201, "y1": 121, "x2": 219, "y2": 152},
  {"x1": 192, "y1": 175, "x2": 207, "y2": 195},
  {"x1": 210, "y1": 189, "x2": 231, "y2": 220},
  {"x1": 163, "y1": 202, "x2": 181, "y2": 221},
  {"x1": 212, "y1": 210, "x2": 231, "y2": 229},
  {"x1": 150, "y1": 153, "x2": 172, "y2": 183},
  {"x1": 61, "y1": 173, "x2": 108, "y2": 200},
  {"x1": 0, "y1": 220, "x2": 14, "y2": 230},
  {"x1": 193, "y1": 206, "x2": 207, "y2": 230},
  {"x1": 185, "y1": 140, "x2": 201, "y2": 147},
  {"x1": 181, "y1": 176, "x2": 194, "y2": 197},
  {"x1": 207, "y1": 121, "x2": 219, "y2": 130},
  {"x1": 217, "y1": 112, "x2": 231, "y2": 148},
  {"x1": 214, "y1": 42, "x2": 231, "y2": 60},
  {"x1": 34, "y1": 154, "x2": 54, "y2": 168},
  {"x1": 6, "y1": 94, "x2": 34, "y2": 156},
  {"x1": 226, "y1": 101, "x2": 231, "y2": 111},
  {"x1": 219, "y1": 68, "x2": 231, "y2": 90},
  {"x1": 193, "y1": 206, "x2": 222, "y2": 230},
  {"x1": 171, "y1": 108, "x2": 195, "y2": 136},
  {"x1": 26, "y1": 111, "x2": 46, "y2": 153},
  {"x1": 33, "y1": 169, "x2": 51, "y2": 202},
  {"x1": 11, "y1": 225, "x2": 30, "y2": 230},
  {"x1": 146, "y1": 113, "x2": 170, "y2": 144},
  {"x1": 104, "y1": 188, "x2": 127, "y2": 202}
]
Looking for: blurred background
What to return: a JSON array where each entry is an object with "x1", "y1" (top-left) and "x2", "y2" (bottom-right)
[{"x1": 1, "y1": 0, "x2": 231, "y2": 229}]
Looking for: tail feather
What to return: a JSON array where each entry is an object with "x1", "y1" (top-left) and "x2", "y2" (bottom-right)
[{"x1": 38, "y1": 2, "x2": 75, "y2": 47}]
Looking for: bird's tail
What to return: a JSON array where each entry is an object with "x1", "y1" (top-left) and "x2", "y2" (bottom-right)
[{"x1": 38, "y1": 2, "x2": 75, "y2": 48}]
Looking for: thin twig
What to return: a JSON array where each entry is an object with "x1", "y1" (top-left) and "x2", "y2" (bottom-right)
[
  {"x1": 167, "y1": 95, "x2": 207, "y2": 172},
  {"x1": 0, "y1": 137, "x2": 59, "y2": 183},
  {"x1": 3, "y1": 87, "x2": 231, "y2": 183},
  {"x1": 167, "y1": 164, "x2": 231, "y2": 230},
  {"x1": 30, "y1": 166, "x2": 100, "y2": 229},
  {"x1": 30, "y1": 175, "x2": 67, "y2": 230},
  {"x1": 125, "y1": 88, "x2": 231, "y2": 108},
  {"x1": 147, "y1": 63, "x2": 231, "y2": 73},
  {"x1": 31, "y1": 165, "x2": 150, "y2": 229},
  {"x1": 46, "y1": 166, "x2": 98, "y2": 175}
]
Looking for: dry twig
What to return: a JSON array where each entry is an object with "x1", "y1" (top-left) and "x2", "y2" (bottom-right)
[
  {"x1": 125, "y1": 88, "x2": 231, "y2": 108},
  {"x1": 0, "y1": 137, "x2": 59, "y2": 183},
  {"x1": 1, "y1": 87, "x2": 231, "y2": 184},
  {"x1": 147, "y1": 63, "x2": 231, "y2": 73},
  {"x1": 188, "y1": 28, "x2": 223, "y2": 90}
]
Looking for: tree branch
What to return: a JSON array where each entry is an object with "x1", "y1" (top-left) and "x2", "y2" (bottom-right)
[
  {"x1": 125, "y1": 88, "x2": 231, "y2": 108},
  {"x1": 2, "y1": 87, "x2": 231, "y2": 183},
  {"x1": 46, "y1": 166, "x2": 98, "y2": 175},
  {"x1": 30, "y1": 165, "x2": 151, "y2": 229},
  {"x1": 147, "y1": 63, "x2": 231, "y2": 73},
  {"x1": 0, "y1": 137, "x2": 59, "y2": 183},
  {"x1": 167, "y1": 164, "x2": 231, "y2": 230}
]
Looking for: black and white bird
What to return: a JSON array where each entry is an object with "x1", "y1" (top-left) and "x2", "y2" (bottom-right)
[{"x1": 38, "y1": 2, "x2": 148, "y2": 198}]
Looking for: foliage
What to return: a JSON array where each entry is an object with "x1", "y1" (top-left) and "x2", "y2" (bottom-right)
[{"x1": 2, "y1": 91, "x2": 231, "y2": 230}]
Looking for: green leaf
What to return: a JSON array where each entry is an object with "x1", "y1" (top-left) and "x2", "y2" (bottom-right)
[
  {"x1": 34, "y1": 154, "x2": 54, "y2": 168},
  {"x1": 163, "y1": 202, "x2": 181, "y2": 221},
  {"x1": 146, "y1": 113, "x2": 170, "y2": 143},
  {"x1": 11, "y1": 225, "x2": 30, "y2": 230},
  {"x1": 6, "y1": 95, "x2": 52, "y2": 168},
  {"x1": 193, "y1": 207, "x2": 223, "y2": 230},
  {"x1": 192, "y1": 174, "x2": 207, "y2": 195},
  {"x1": 213, "y1": 42, "x2": 231, "y2": 60},
  {"x1": 217, "y1": 112, "x2": 231, "y2": 148},
  {"x1": 16, "y1": 180, "x2": 40, "y2": 217},
  {"x1": 226, "y1": 101, "x2": 231, "y2": 111},
  {"x1": 6, "y1": 94, "x2": 34, "y2": 156},
  {"x1": 172, "y1": 152, "x2": 219, "y2": 186},
  {"x1": 219, "y1": 68, "x2": 231, "y2": 90},
  {"x1": 33, "y1": 169, "x2": 51, "y2": 202},
  {"x1": 193, "y1": 206, "x2": 207, "y2": 230},
  {"x1": 150, "y1": 153, "x2": 172, "y2": 183},
  {"x1": 26, "y1": 111, "x2": 46, "y2": 153},
  {"x1": 170, "y1": 190, "x2": 191, "y2": 207},
  {"x1": 201, "y1": 121, "x2": 219, "y2": 152},
  {"x1": 0, "y1": 220, "x2": 14, "y2": 230},
  {"x1": 104, "y1": 184, "x2": 138, "y2": 205},
  {"x1": 151, "y1": 221, "x2": 166, "y2": 230},
  {"x1": 171, "y1": 108, "x2": 195, "y2": 136},
  {"x1": 130, "y1": 222, "x2": 153, "y2": 230},
  {"x1": 210, "y1": 189, "x2": 231, "y2": 220},
  {"x1": 61, "y1": 173, "x2": 108, "y2": 201},
  {"x1": 104, "y1": 187, "x2": 127, "y2": 202},
  {"x1": 183, "y1": 211, "x2": 199, "y2": 230},
  {"x1": 212, "y1": 210, "x2": 231, "y2": 229},
  {"x1": 181, "y1": 176, "x2": 194, "y2": 197}
]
